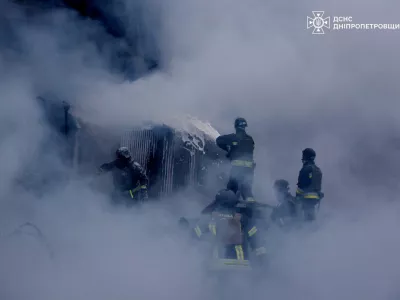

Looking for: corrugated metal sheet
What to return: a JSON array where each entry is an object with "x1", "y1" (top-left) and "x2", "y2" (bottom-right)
[
  {"x1": 73, "y1": 118, "x2": 227, "y2": 199},
  {"x1": 161, "y1": 135, "x2": 174, "y2": 195},
  {"x1": 119, "y1": 126, "x2": 178, "y2": 198},
  {"x1": 120, "y1": 129, "x2": 157, "y2": 169},
  {"x1": 118, "y1": 125, "x2": 222, "y2": 198}
]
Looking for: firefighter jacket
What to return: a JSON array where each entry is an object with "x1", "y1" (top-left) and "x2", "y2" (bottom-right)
[
  {"x1": 99, "y1": 159, "x2": 148, "y2": 197},
  {"x1": 192, "y1": 205, "x2": 266, "y2": 270},
  {"x1": 216, "y1": 131, "x2": 255, "y2": 168},
  {"x1": 296, "y1": 161, "x2": 322, "y2": 199}
]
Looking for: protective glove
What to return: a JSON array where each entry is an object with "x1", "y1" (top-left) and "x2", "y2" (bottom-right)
[{"x1": 97, "y1": 163, "x2": 110, "y2": 175}]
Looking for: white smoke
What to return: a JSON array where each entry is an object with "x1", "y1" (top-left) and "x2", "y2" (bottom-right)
[{"x1": 1, "y1": 0, "x2": 400, "y2": 299}]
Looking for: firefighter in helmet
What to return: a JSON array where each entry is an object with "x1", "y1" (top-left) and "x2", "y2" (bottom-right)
[
  {"x1": 296, "y1": 148, "x2": 323, "y2": 221},
  {"x1": 270, "y1": 179, "x2": 297, "y2": 227},
  {"x1": 216, "y1": 118, "x2": 256, "y2": 203},
  {"x1": 192, "y1": 189, "x2": 267, "y2": 270},
  {"x1": 98, "y1": 146, "x2": 149, "y2": 205}
]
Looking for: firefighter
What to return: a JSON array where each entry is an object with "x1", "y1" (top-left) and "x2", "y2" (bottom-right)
[
  {"x1": 192, "y1": 189, "x2": 267, "y2": 271},
  {"x1": 98, "y1": 146, "x2": 149, "y2": 205},
  {"x1": 270, "y1": 179, "x2": 297, "y2": 227},
  {"x1": 216, "y1": 117, "x2": 256, "y2": 203},
  {"x1": 296, "y1": 148, "x2": 323, "y2": 221}
]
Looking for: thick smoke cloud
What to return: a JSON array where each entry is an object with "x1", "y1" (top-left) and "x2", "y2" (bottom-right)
[{"x1": 1, "y1": 0, "x2": 400, "y2": 299}]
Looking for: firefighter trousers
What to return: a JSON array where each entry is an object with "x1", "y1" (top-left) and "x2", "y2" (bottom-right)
[
  {"x1": 298, "y1": 197, "x2": 320, "y2": 221},
  {"x1": 111, "y1": 189, "x2": 147, "y2": 207},
  {"x1": 226, "y1": 166, "x2": 255, "y2": 202}
]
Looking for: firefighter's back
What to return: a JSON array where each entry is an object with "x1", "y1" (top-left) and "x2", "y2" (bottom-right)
[{"x1": 209, "y1": 207, "x2": 252, "y2": 271}]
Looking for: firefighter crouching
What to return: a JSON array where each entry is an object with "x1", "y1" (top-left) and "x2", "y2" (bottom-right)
[
  {"x1": 98, "y1": 146, "x2": 149, "y2": 206},
  {"x1": 270, "y1": 179, "x2": 297, "y2": 227},
  {"x1": 216, "y1": 117, "x2": 256, "y2": 203},
  {"x1": 192, "y1": 189, "x2": 267, "y2": 271},
  {"x1": 296, "y1": 148, "x2": 324, "y2": 221}
]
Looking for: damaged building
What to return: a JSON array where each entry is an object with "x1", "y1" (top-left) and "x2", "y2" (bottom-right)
[{"x1": 36, "y1": 97, "x2": 229, "y2": 200}]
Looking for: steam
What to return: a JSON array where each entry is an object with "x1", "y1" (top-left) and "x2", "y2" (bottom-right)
[{"x1": 1, "y1": 0, "x2": 400, "y2": 299}]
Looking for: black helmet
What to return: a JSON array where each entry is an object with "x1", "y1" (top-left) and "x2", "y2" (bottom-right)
[
  {"x1": 273, "y1": 179, "x2": 289, "y2": 191},
  {"x1": 215, "y1": 189, "x2": 239, "y2": 207},
  {"x1": 234, "y1": 117, "x2": 247, "y2": 130},
  {"x1": 302, "y1": 148, "x2": 316, "y2": 161},
  {"x1": 116, "y1": 146, "x2": 131, "y2": 160}
]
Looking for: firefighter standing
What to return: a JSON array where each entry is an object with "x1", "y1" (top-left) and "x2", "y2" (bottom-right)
[
  {"x1": 216, "y1": 118, "x2": 256, "y2": 203},
  {"x1": 296, "y1": 148, "x2": 323, "y2": 221},
  {"x1": 270, "y1": 179, "x2": 297, "y2": 227},
  {"x1": 98, "y1": 146, "x2": 149, "y2": 205},
  {"x1": 192, "y1": 189, "x2": 267, "y2": 270}
]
